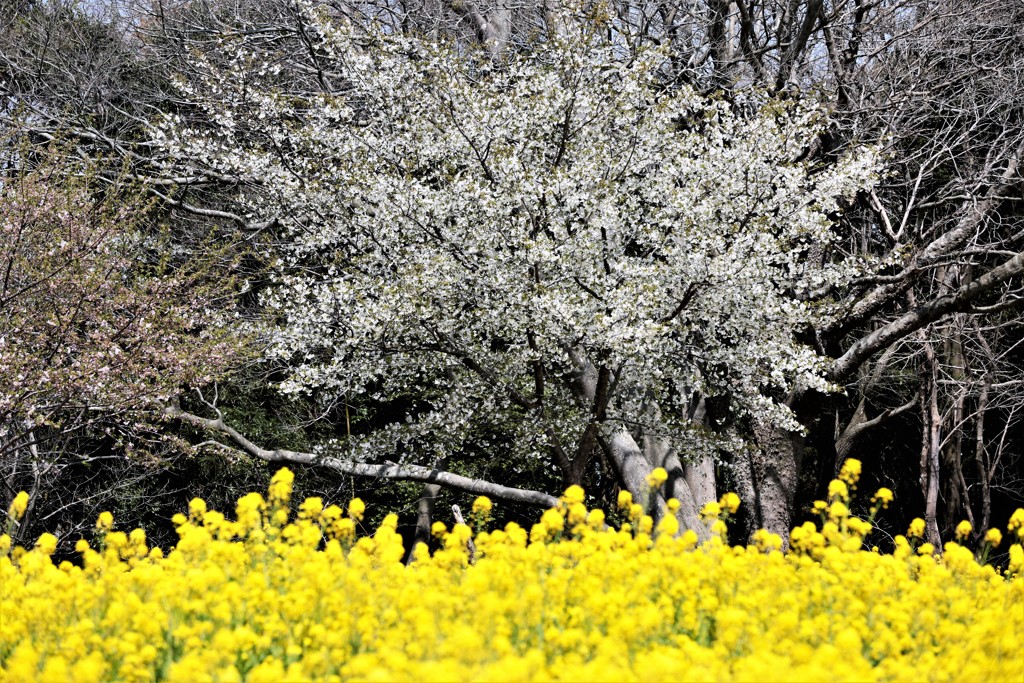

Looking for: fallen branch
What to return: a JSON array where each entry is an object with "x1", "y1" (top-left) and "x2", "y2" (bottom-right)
[{"x1": 162, "y1": 402, "x2": 559, "y2": 508}]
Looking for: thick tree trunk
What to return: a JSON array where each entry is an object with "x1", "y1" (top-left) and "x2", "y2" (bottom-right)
[
  {"x1": 684, "y1": 457, "x2": 717, "y2": 513},
  {"x1": 727, "y1": 448, "x2": 760, "y2": 539},
  {"x1": 598, "y1": 432, "x2": 712, "y2": 540},
  {"x1": 602, "y1": 426, "x2": 711, "y2": 540},
  {"x1": 749, "y1": 422, "x2": 803, "y2": 547},
  {"x1": 637, "y1": 403, "x2": 713, "y2": 535},
  {"x1": 569, "y1": 349, "x2": 711, "y2": 538}
]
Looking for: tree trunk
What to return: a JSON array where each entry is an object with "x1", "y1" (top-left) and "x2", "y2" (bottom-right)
[
  {"x1": 727, "y1": 448, "x2": 760, "y2": 539},
  {"x1": 921, "y1": 334, "x2": 943, "y2": 547},
  {"x1": 406, "y1": 482, "x2": 442, "y2": 565},
  {"x1": 749, "y1": 421, "x2": 803, "y2": 547},
  {"x1": 601, "y1": 428, "x2": 711, "y2": 540}
]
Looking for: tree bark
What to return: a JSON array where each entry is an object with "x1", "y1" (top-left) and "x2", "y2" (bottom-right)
[{"x1": 750, "y1": 421, "x2": 802, "y2": 547}]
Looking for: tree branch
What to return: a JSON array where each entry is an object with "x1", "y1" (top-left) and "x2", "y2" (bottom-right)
[
  {"x1": 163, "y1": 403, "x2": 559, "y2": 508},
  {"x1": 829, "y1": 250, "x2": 1024, "y2": 382}
]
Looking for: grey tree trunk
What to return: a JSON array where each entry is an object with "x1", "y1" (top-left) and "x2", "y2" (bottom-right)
[
  {"x1": 749, "y1": 422, "x2": 803, "y2": 547},
  {"x1": 406, "y1": 482, "x2": 442, "y2": 564}
]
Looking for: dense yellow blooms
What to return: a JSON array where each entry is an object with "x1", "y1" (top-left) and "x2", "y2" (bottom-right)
[
  {"x1": 871, "y1": 487, "x2": 893, "y2": 509},
  {"x1": 838, "y1": 459, "x2": 861, "y2": 486},
  {"x1": 908, "y1": 517, "x2": 926, "y2": 539},
  {"x1": 7, "y1": 492, "x2": 28, "y2": 521},
  {"x1": 1, "y1": 467, "x2": 1022, "y2": 683},
  {"x1": 646, "y1": 467, "x2": 669, "y2": 489}
]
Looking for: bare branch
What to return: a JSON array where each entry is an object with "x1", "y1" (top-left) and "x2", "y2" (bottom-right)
[{"x1": 162, "y1": 402, "x2": 559, "y2": 508}]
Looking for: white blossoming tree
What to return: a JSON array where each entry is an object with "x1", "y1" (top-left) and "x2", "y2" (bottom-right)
[{"x1": 161, "y1": 8, "x2": 880, "y2": 536}]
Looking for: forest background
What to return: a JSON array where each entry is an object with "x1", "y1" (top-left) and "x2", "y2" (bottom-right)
[{"x1": 1, "y1": 0, "x2": 1021, "y2": 563}]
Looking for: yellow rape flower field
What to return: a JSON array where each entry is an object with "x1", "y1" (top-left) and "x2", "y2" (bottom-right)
[{"x1": 2, "y1": 462, "x2": 1023, "y2": 683}]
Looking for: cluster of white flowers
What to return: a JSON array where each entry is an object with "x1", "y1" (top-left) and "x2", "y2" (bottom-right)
[{"x1": 162, "y1": 11, "x2": 880, "y2": 469}]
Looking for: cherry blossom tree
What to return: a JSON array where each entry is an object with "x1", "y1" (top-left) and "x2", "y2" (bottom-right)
[
  {"x1": 160, "y1": 9, "x2": 881, "y2": 534},
  {"x1": 0, "y1": 149, "x2": 246, "y2": 545}
]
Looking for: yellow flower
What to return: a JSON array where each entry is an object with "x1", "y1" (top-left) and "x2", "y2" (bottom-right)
[
  {"x1": 752, "y1": 529, "x2": 782, "y2": 552},
  {"x1": 847, "y1": 517, "x2": 872, "y2": 537},
  {"x1": 347, "y1": 498, "x2": 366, "y2": 522},
  {"x1": 872, "y1": 487, "x2": 894, "y2": 508},
  {"x1": 646, "y1": 467, "x2": 668, "y2": 489},
  {"x1": 827, "y1": 479, "x2": 849, "y2": 501},
  {"x1": 567, "y1": 502, "x2": 588, "y2": 526},
  {"x1": 838, "y1": 458, "x2": 862, "y2": 486},
  {"x1": 719, "y1": 492, "x2": 741, "y2": 515},
  {"x1": 955, "y1": 520, "x2": 972, "y2": 541},
  {"x1": 828, "y1": 501, "x2": 850, "y2": 522},
  {"x1": 332, "y1": 517, "x2": 355, "y2": 543},
  {"x1": 666, "y1": 498, "x2": 681, "y2": 513},
  {"x1": 700, "y1": 501, "x2": 722, "y2": 520},
  {"x1": 189, "y1": 497, "x2": 208, "y2": 518},
  {"x1": 541, "y1": 507, "x2": 565, "y2": 532},
  {"x1": 984, "y1": 528, "x2": 1002, "y2": 548},
  {"x1": 8, "y1": 491, "x2": 29, "y2": 520},
  {"x1": 299, "y1": 497, "x2": 324, "y2": 520},
  {"x1": 35, "y1": 533, "x2": 58, "y2": 555},
  {"x1": 1008, "y1": 508, "x2": 1024, "y2": 540},
  {"x1": 561, "y1": 486, "x2": 585, "y2": 506},
  {"x1": 656, "y1": 514, "x2": 678, "y2": 537},
  {"x1": 679, "y1": 528, "x2": 699, "y2": 549},
  {"x1": 268, "y1": 467, "x2": 295, "y2": 505},
  {"x1": 1009, "y1": 543, "x2": 1023, "y2": 575},
  {"x1": 472, "y1": 496, "x2": 493, "y2": 516},
  {"x1": 628, "y1": 503, "x2": 643, "y2": 521},
  {"x1": 430, "y1": 521, "x2": 447, "y2": 538},
  {"x1": 616, "y1": 490, "x2": 633, "y2": 511},
  {"x1": 907, "y1": 518, "x2": 926, "y2": 539},
  {"x1": 96, "y1": 511, "x2": 114, "y2": 532}
]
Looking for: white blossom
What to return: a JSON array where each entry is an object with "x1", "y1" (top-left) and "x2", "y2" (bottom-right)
[{"x1": 162, "y1": 16, "x2": 881, "y2": 468}]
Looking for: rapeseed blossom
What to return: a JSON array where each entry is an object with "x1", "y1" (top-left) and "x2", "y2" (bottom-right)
[
  {"x1": 871, "y1": 487, "x2": 894, "y2": 508},
  {"x1": 838, "y1": 458, "x2": 862, "y2": 486},
  {"x1": 1, "y1": 467, "x2": 1022, "y2": 682},
  {"x1": 646, "y1": 467, "x2": 669, "y2": 488},
  {"x1": 908, "y1": 517, "x2": 926, "y2": 538},
  {"x1": 7, "y1": 492, "x2": 28, "y2": 520}
]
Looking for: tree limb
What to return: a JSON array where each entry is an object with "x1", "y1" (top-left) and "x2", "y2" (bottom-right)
[
  {"x1": 162, "y1": 403, "x2": 559, "y2": 508},
  {"x1": 829, "y1": 250, "x2": 1024, "y2": 382}
]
